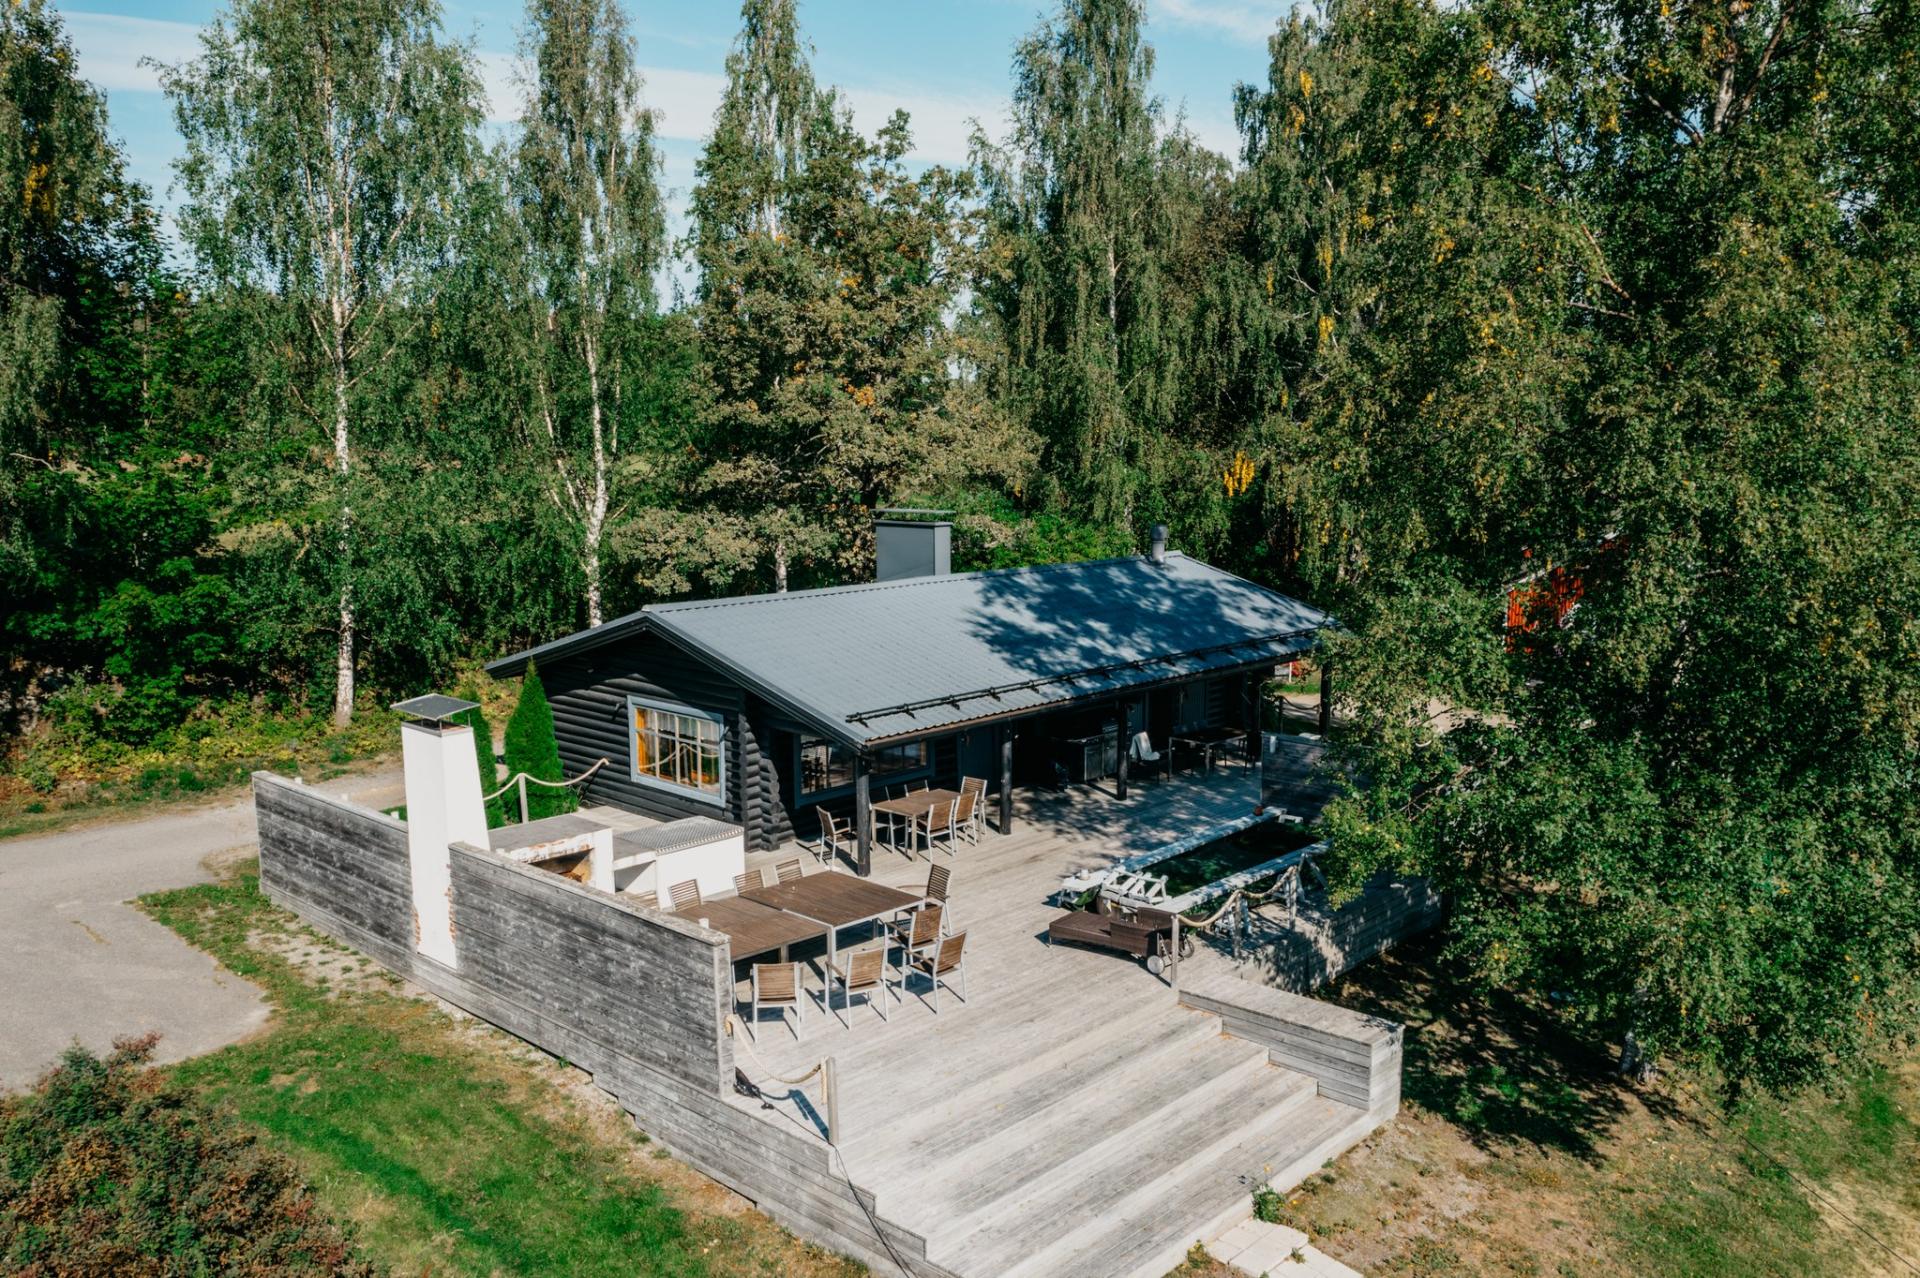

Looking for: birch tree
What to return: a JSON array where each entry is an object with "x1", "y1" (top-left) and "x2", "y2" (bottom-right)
[
  {"x1": 161, "y1": 0, "x2": 479, "y2": 724},
  {"x1": 509, "y1": 0, "x2": 665, "y2": 627}
]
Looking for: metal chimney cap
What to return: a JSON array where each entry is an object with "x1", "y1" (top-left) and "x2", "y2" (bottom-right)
[
  {"x1": 1148, "y1": 524, "x2": 1169, "y2": 565},
  {"x1": 391, "y1": 693, "x2": 479, "y2": 726}
]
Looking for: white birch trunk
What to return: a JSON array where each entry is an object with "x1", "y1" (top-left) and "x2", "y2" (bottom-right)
[
  {"x1": 330, "y1": 316, "x2": 355, "y2": 727},
  {"x1": 582, "y1": 328, "x2": 609, "y2": 628}
]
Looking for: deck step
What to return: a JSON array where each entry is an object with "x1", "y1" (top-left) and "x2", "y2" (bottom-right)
[
  {"x1": 833, "y1": 990, "x2": 1181, "y2": 1142},
  {"x1": 930, "y1": 1062, "x2": 1319, "y2": 1275},
  {"x1": 894, "y1": 1029, "x2": 1276, "y2": 1237},
  {"x1": 1018, "y1": 1095, "x2": 1378, "y2": 1278}
]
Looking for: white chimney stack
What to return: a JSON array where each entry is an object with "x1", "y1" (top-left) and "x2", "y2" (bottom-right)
[{"x1": 393, "y1": 696, "x2": 490, "y2": 969}]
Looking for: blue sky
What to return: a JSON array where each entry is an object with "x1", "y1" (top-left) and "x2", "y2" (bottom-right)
[{"x1": 61, "y1": 0, "x2": 1290, "y2": 295}]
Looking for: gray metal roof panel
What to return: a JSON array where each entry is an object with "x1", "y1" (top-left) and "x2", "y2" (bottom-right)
[
  {"x1": 649, "y1": 553, "x2": 1328, "y2": 743},
  {"x1": 489, "y1": 553, "x2": 1331, "y2": 746}
]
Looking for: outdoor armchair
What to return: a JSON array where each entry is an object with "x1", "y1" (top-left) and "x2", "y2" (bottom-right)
[
  {"x1": 829, "y1": 946, "x2": 893, "y2": 1028},
  {"x1": 747, "y1": 961, "x2": 805, "y2": 1040},
  {"x1": 908, "y1": 931, "x2": 969, "y2": 1012}
]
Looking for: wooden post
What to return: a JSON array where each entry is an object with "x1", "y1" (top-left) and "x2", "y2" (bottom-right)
[
  {"x1": 824, "y1": 1056, "x2": 841, "y2": 1145},
  {"x1": 998, "y1": 724, "x2": 1015, "y2": 836},
  {"x1": 1318, "y1": 658, "x2": 1334, "y2": 736},
  {"x1": 1170, "y1": 912, "x2": 1182, "y2": 992},
  {"x1": 517, "y1": 774, "x2": 529, "y2": 824},
  {"x1": 1245, "y1": 672, "x2": 1263, "y2": 766},
  {"x1": 1114, "y1": 702, "x2": 1131, "y2": 800},
  {"x1": 853, "y1": 761, "x2": 872, "y2": 877}
]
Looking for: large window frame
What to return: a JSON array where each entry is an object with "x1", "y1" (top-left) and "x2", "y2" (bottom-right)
[
  {"x1": 795, "y1": 735, "x2": 930, "y2": 803},
  {"x1": 628, "y1": 695, "x2": 727, "y2": 805}
]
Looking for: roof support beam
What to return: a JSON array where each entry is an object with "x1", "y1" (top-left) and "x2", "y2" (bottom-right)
[
  {"x1": 854, "y1": 761, "x2": 873, "y2": 877},
  {"x1": 998, "y1": 724, "x2": 1015, "y2": 837}
]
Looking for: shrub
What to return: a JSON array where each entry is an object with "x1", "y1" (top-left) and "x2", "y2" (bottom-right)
[
  {"x1": 0, "y1": 1035, "x2": 379, "y2": 1277},
  {"x1": 502, "y1": 661, "x2": 574, "y2": 821},
  {"x1": 453, "y1": 687, "x2": 504, "y2": 827}
]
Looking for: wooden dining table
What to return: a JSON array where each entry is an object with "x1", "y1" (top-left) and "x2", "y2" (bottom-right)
[
  {"x1": 869, "y1": 787, "x2": 964, "y2": 849},
  {"x1": 742, "y1": 873, "x2": 926, "y2": 973},
  {"x1": 686, "y1": 896, "x2": 829, "y2": 964}
]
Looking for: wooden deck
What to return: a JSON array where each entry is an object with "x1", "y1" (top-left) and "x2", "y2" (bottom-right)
[{"x1": 725, "y1": 771, "x2": 1387, "y2": 1278}]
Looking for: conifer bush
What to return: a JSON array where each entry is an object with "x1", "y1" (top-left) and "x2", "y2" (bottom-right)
[
  {"x1": 502, "y1": 661, "x2": 575, "y2": 821},
  {"x1": 454, "y1": 690, "x2": 503, "y2": 828}
]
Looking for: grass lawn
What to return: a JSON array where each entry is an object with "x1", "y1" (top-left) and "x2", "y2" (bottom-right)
[
  {"x1": 1227, "y1": 933, "x2": 1920, "y2": 1278},
  {"x1": 140, "y1": 864, "x2": 863, "y2": 1278}
]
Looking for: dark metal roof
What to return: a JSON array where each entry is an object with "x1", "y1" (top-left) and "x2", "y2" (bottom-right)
[
  {"x1": 391, "y1": 693, "x2": 479, "y2": 724},
  {"x1": 487, "y1": 553, "x2": 1332, "y2": 747}
]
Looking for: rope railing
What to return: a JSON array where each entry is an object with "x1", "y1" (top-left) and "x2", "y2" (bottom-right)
[
  {"x1": 1165, "y1": 860, "x2": 1321, "y2": 991},
  {"x1": 485, "y1": 756, "x2": 610, "y2": 824},
  {"x1": 724, "y1": 1014, "x2": 843, "y2": 1157}
]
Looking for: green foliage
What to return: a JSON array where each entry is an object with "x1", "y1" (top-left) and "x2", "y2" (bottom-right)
[
  {"x1": 663, "y1": 0, "x2": 1031, "y2": 595},
  {"x1": 0, "y1": 1035, "x2": 378, "y2": 1277},
  {"x1": 160, "y1": 0, "x2": 484, "y2": 725},
  {"x1": 503, "y1": 662, "x2": 573, "y2": 820},
  {"x1": 1257, "y1": 0, "x2": 1920, "y2": 1092},
  {"x1": 454, "y1": 695, "x2": 503, "y2": 828}
]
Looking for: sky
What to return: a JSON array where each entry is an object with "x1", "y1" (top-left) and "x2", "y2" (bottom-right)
[{"x1": 60, "y1": 0, "x2": 1292, "y2": 297}]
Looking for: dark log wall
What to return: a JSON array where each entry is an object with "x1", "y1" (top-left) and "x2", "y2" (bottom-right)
[
  {"x1": 254, "y1": 772, "x2": 417, "y2": 975},
  {"x1": 540, "y1": 632, "x2": 785, "y2": 852}
]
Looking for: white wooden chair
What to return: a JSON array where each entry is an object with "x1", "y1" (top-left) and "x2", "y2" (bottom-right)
[
  {"x1": 775, "y1": 858, "x2": 805, "y2": 884},
  {"x1": 913, "y1": 797, "x2": 960, "y2": 859},
  {"x1": 816, "y1": 808, "x2": 855, "y2": 865},
  {"x1": 955, "y1": 789, "x2": 982, "y2": 844},
  {"x1": 668, "y1": 879, "x2": 703, "y2": 912},
  {"x1": 733, "y1": 868, "x2": 768, "y2": 896},
  {"x1": 887, "y1": 902, "x2": 945, "y2": 972}
]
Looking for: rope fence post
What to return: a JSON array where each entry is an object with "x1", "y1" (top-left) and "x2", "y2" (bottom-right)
[
  {"x1": 825, "y1": 1056, "x2": 841, "y2": 1146},
  {"x1": 517, "y1": 774, "x2": 529, "y2": 824},
  {"x1": 1170, "y1": 912, "x2": 1182, "y2": 993}
]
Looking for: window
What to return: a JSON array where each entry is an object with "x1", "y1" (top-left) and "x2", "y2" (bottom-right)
[
  {"x1": 629, "y1": 696, "x2": 725, "y2": 802},
  {"x1": 798, "y1": 736, "x2": 929, "y2": 797}
]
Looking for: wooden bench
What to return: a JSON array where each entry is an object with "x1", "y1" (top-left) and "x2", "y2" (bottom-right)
[{"x1": 1047, "y1": 898, "x2": 1187, "y2": 973}]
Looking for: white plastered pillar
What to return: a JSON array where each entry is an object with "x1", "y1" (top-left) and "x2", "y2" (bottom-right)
[{"x1": 400, "y1": 721, "x2": 489, "y2": 968}]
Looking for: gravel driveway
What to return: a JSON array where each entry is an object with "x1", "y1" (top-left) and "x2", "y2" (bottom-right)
[{"x1": 0, "y1": 767, "x2": 403, "y2": 1090}]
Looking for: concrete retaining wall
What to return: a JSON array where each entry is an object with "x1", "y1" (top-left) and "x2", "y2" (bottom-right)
[{"x1": 249, "y1": 772, "x2": 936, "y2": 1277}]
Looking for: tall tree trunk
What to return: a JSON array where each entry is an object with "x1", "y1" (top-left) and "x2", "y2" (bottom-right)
[
  {"x1": 582, "y1": 326, "x2": 609, "y2": 627},
  {"x1": 773, "y1": 538, "x2": 789, "y2": 593},
  {"x1": 329, "y1": 315, "x2": 355, "y2": 727}
]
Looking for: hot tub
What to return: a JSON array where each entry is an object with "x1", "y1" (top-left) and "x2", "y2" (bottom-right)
[{"x1": 1061, "y1": 810, "x2": 1327, "y2": 913}]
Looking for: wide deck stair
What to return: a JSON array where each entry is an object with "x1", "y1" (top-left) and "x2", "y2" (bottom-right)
[
  {"x1": 741, "y1": 774, "x2": 1398, "y2": 1278},
  {"x1": 830, "y1": 995, "x2": 1378, "y2": 1278}
]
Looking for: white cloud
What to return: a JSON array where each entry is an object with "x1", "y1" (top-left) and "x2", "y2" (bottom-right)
[
  {"x1": 1150, "y1": 0, "x2": 1292, "y2": 45},
  {"x1": 65, "y1": 10, "x2": 206, "y2": 93},
  {"x1": 838, "y1": 83, "x2": 1010, "y2": 167}
]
